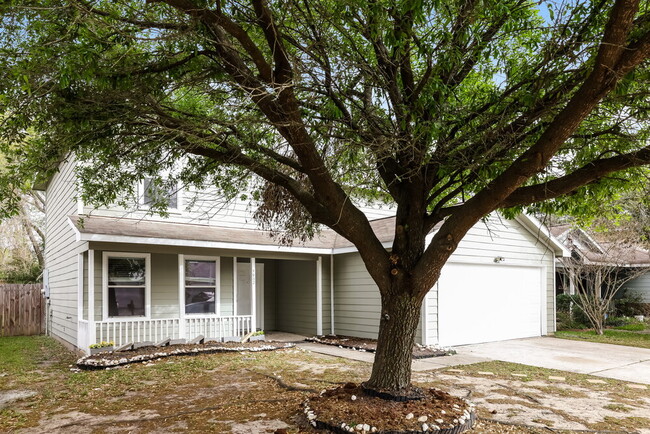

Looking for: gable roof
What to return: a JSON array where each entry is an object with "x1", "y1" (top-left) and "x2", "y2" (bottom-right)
[
  {"x1": 69, "y1": 213, "x2": 567, "y2": 257},
  {"x1": 550, "y1": 225, "x2": 650, "y2": 266}
]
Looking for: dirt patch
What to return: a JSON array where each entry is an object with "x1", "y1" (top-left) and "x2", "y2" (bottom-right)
[
  {"x1": 77, "y1": 341, "x2": 294, "y2": 368},
  {"x1": 306, "y1": 383, "x2": 474, "y2": 433},
  {"x1": 306, "y1": 335, "x2": 455, "y2": 359},
  {"x1": 0, "y1": 390, "x2": 36, "y2": 409},
  {"x1": 414, "y1": 370, "x2": 650, "y2": 432}
]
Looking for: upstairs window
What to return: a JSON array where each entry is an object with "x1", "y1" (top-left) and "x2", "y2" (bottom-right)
[{"x1": 141, "y1": 178, "x2": 179, "y2": 211}]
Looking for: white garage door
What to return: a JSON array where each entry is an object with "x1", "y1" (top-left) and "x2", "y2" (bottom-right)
[{"x1": 437, "y1": 263, "x2": 542, "y2": 347}]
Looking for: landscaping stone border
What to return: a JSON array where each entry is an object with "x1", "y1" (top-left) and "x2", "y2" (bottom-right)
[
  {"x1": 308, "y1": 407, "x2": 476, "y2": 433},
  {"x1": 76, "y1": 343, "x2": 294, "y2": 369}
]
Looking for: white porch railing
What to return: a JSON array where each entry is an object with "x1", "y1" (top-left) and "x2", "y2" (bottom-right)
[
  {"x1": 87, "y1": 315, "x2": 253, "y2": 349},
  {"x1": 185, "y1": 315, "x2": 253, "y2": 340},
  {"x1": 96, "y1": 318, "x2": 181, "y2": 347}
]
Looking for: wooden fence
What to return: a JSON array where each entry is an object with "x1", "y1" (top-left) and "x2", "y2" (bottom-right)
[{"x1": 0, "y1": 284, "x2": 45, "y2": 337}]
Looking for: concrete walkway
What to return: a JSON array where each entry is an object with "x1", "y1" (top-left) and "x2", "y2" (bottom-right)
[
  {"x1": 458, "y1": 336, "x2": 650, "y2": 384},
  {"x1": 292, "y1": 335, "x2": 650, "y2": 384}
]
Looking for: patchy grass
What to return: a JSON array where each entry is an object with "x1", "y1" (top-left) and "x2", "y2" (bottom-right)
[
  {"x1": 555, "y1": 329, "x2": 650, "y2": 349},
  {"x1": 1, "y1": 337, "x2": 649, "y2": 433}
]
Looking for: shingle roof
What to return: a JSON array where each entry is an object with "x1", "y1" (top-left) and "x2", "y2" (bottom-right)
[{"x1": 69, "y1": 214, "x2": 397, "y2": 251}]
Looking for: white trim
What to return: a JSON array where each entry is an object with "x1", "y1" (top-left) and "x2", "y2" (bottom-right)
[
  {"x1": 316, "y1": 256, "x2": 323, "y2": 336},
  {"x1": 330, "y1": 254, "x2": 335, "y2": 335},
  {"x1": 67, "y1": 217, "x2": 82, "y2": 242},
  {"x1": 257, "y1": 264, "x2": 264, "y2": 330},
  {"x1": 251, "y1": 257, "x2": 256, "y2": 331},
  {"x1": 552, "y1": 259, "x2": 557, "y2": 333},
  {"x1": 515, "y1": 214, "x2": 571, "y2": 258},
  {"x1": 182, "y1": 255, "x2": 221, "y2": 317},
  {"x1": 233, "y1": 257, "x2": 238, "y2": 316},
  {"x1": 540, "y1": 266, "x2": 548, "y2": 335},
  {"x1": 77, "y1": 231, "x2": 332, "y2": 255},
  {"x1": 88, "y1": 250, "x2": 96, "y2": 345},
  {"x1": 178, "y1": 254, "x2": 186, "y2": 338},
  {"x1": 138, "y1": 178, "x2": 183, "y2": 213},
  {"x1": 102, "y1": 251, "x2": 151, "y2": 321},
  {"x1": 77, "y1": 253, "x2": 84, "y2": 320},
  {"x1": 331, "y1": 242, "x2": 393, "y2": 254}
]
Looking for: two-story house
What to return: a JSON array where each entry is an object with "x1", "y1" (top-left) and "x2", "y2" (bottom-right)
[{"x1": 38, "y1": 156, "x2": 568, "y2": 354}]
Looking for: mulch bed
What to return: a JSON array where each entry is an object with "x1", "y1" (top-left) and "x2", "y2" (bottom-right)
[
  {"x1": 304, "y1": 383, "x2": 475, "y2": 433},
  {"x1": 305, "y1": 336, "x2": 456, "y2": 359},
  {"x1": 76, "y1": 341, "x2": 294, "y2": 369}
]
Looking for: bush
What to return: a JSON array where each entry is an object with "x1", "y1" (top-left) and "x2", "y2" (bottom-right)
[
  {"x1": 556, "y1": 295, "x2": 590, "y2": 330},
  {"x1": 613, "y1": 289, "x2": 649, "y2": 317}
]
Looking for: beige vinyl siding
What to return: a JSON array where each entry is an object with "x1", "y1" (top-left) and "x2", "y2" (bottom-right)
[
  {"x1": 321, "y1": 256, "x2": 332, "y2": 335},
  {"x1": 333, "y1": 252, "x2": 381, "y2": 340},
  {"x1": 423, "y1": 284, "x2": 439, "y2": 344},
  {"x1": 84, "y1": 184, "x2": 396, "y2": 230},
  {"x1": 622, "y1": 274, "x2": 650, "y2": 303},
  {"x1": 150, "y1": 253, "x2": 179, "y2": 318},
  {"x1": 45, "y1": 157, "x2": 86, "y2": 347},
  {"x1": 276, "y1": 260, "x2": 318, "y2": 336}
]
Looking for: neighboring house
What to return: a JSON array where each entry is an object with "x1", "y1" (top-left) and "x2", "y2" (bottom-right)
[
  {"x1": 37, "y1": 157, "x2": 568, "y2": 354},
  {"x1": 550, "y1": 225, "x2": 650, "y2": 303}
]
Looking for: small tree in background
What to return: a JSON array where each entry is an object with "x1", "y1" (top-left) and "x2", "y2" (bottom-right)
[{"x1": 560, "y1": 243, "x2": 650, "y2": 334}]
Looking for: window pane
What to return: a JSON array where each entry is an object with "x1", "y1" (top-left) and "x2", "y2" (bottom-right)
[
  {"x1": 144, "y1": 178, "x2": 178, "y2": 209},
  {"x1": 185, "y1": 287, "x2": 216, "y2": 314},
  {"x1": 108, "y1": 257, "x2": 145, "y2": 286},
  {"x1": 108, "y1": 287, "x2": 145, "y2": 317},
  {"x1": 185, "y1": 260, "x2": 216, "y2": 287}
]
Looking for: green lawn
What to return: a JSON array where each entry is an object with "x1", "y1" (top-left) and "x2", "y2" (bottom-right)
[{"x1": 555, "y1": 329, "x2": 650, "y2": 349}]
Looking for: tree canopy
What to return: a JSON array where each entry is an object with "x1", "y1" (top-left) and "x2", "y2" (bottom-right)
[{"x1": 1, "y1": 0, "x2": 649, "y2": 392}]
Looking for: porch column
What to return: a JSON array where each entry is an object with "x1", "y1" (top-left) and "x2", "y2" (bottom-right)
[
  {"x1": 316, "y1": 256, "x2": 323, "y2": 336},
  {"x1": 88, "y1": 249, "x2": 95, "y2": 349},
  {"x1": 251, "y1": 257, "x2": 256, "y2": 333},
  {"x1": 233, "y1": 257, "x2": 238, "y2": 315},
  {"x1": 178, "y1": 254, "x2": 186, "y2": 339}
]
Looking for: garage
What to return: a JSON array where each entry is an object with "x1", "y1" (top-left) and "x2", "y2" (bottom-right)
[{"x1": 437, "y1": 262, "x2": 544, "y2": 347}]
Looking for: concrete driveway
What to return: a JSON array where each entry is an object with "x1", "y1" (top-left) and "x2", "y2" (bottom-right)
[{"x1": 455, "y1": 336, "x2": 650, "y2": 384}]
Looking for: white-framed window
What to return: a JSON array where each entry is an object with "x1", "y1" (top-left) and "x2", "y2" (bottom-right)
[
  {"x1": 103, "y1": 252, "x2": 151, "y2": 320},
  {"x1": 139, "y1": 178, "x2": 182, "y2": 211},
  {"x1": 183, "y1": 256, "x2": 220, "y2": 315}
]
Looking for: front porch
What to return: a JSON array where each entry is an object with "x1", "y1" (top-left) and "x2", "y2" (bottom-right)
[{"x1": 76, "y1": 246, "x2": 330, "y2": 352}]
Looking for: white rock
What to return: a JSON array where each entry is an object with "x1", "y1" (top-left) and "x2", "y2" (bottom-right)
[
  {"x1": 418, "y1": 415, "x2": 428, "y2": 422},
  {"x1": 422, "y1": 423, "x2": 429, "y2": 431},
  {"x1": 405, "y1": 413, "x2": 414, "y2": 420},
  {"x1": 432, "y1": 425, "x2": 440, "y2": 431},
  {"x1": 371, "y1": 428, "x2": 377, "y2": 433},
  {"x1": 310, "y1": 421, "x2": 316, "y2": 427},
  {"x1": 355, "y1": 424, "x2": 363, "y2": 431},
  {"x1": 453, "y1": 404, "x2": 460, "y2": 409},
  {"x1": 307, "y1": 414, "x2": 316, "y2": 421},
  {"x1": 435, "y1": 419, "x2": 444, "y2": 424},
  {"x1": 363, "y1": 424, "x2": 371, "y2": 432},
  {"x1": 453, "y1": 419, "x2": 458, "y2": 424},
  {"x1": 440, "y1": 410, "x2": 446, "y2": 414},
  {"x1": 351, "y1": 395, "x2": 357, "y2": 401},
  {"x1": 341, "y1": 423, "x2": 347, "y2": 428}
]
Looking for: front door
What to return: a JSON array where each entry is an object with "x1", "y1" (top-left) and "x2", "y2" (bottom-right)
[{"x1": 236, "y1": 262, "x2": 264, "y2": 330}]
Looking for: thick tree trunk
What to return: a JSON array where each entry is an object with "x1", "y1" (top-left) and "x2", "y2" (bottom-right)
[{"x1": 364, "y1": 291, "x2": 423, "y2": 393}]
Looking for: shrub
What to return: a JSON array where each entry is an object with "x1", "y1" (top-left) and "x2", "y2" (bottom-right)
[
  {"x1": 555, "y1": 294, "x2": 590, "y2": 329},
  {"x1": 613, "y1": 290, "x2": 650, "y2": 317}
]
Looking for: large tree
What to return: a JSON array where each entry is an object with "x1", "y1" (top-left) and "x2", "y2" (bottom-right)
[{"x1": 1, "y1": 0, "x2": 649, "y2": 394}]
